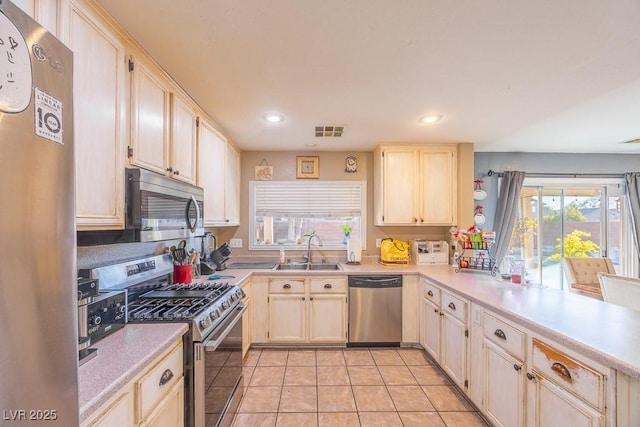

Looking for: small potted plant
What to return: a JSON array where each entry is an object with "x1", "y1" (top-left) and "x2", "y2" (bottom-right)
[{"x1": 341, "y1": 225, "x2": 352, "y2": 244}]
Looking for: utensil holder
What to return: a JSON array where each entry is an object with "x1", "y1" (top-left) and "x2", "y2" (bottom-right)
[{"x1": 173, "y1": 264, "x2": 192, "y2": 284}]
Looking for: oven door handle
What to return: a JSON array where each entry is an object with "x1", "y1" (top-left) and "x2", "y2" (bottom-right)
[{"x1": 202, "y1": 304, "x2": 247, "y2": 351}]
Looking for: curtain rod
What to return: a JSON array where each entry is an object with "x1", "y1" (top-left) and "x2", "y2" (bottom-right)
[{"x1": 486, "y1": 169, "x2": 624, "y2": 179}]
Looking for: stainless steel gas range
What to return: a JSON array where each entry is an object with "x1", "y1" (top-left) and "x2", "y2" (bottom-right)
[{"x1": 82, "y1": 254, "x2": 245, "y2": 427}]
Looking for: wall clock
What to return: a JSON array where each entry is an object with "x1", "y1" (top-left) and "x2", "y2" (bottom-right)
[{"x1": 345, "y1": 156, "x2": 357, "y2": 173}]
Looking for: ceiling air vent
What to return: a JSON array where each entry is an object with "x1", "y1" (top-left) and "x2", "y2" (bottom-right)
[{"x1": 315, "y1": 126, "x2": 344, "y2": 137}]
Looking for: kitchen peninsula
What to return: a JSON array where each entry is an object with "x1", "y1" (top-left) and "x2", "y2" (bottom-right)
[{"x1": 80, "y1": 261, "x2": 640, "y2": 426}]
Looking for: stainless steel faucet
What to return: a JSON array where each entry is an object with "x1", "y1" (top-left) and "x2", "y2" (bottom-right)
[{"x1": 303, "y1": 232, "x2": 323, "y2": 265}]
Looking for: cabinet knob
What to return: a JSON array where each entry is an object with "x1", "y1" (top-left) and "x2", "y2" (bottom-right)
[
  {"x1": 324, "y1": 283, "x2": 332, "y2": 289},
  {"x1": 302, "y1": 297, "x2": 306, "y2": 301},
  {"x1": 174, "y1": 170, "x2": 180, "y2": 175},
  {"x1": 159, "y1": 368, "x2": 174, "y2": 386},
  {"x1": 494, "y1": 329, "x2": 507, "y2": 340},
  {"x1": 513, "y1": 364, "x2": 522, "y2": 371},
  {"x1": 448, "y1": 302, "x2": 456, "y2": 310},
  {"x1": 283, "y1": 284, "x2": 291, "y2": 289},
  {"x1": 420, "y1": 218, "x2": 424, "y2": 223},
  {"x1": 166, "y1": 166, "x2": 173, "y2": 173},
  {"x1": 413, "y1": 217, "x2": 418, "y2": 223},
  {"x1": 310, "y1": 297, "x2": 313, "y2": 301},
  {"x1": 427, "y1": 290, "x2": 434, "y2": 297},
  {"x1": 526, "y1": 372, "x2": 536, "y2": 381},
  {"x1": 434, "y1": 308, "x2": 439, "y2": 313}
]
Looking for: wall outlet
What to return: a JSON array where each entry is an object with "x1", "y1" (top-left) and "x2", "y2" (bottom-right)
[
  {"x1": 376, "y1": 238, "x2": 382, "y2": 248},
  {"x1": 229, "y1": 238, "x2": 242, "y2": 248}
]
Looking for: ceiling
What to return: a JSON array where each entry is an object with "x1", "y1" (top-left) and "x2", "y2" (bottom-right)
[{"x1": 97, "y1": 0, "x2": 640, "y2": 153}]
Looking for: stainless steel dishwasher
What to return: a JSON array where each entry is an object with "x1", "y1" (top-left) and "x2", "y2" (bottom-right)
[{"x1": 348, "y1": 275, "x2": 403, "y2": 346}]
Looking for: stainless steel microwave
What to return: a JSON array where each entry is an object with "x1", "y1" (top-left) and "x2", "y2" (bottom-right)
[{"x1": 125, "y1": 168, "x2": 204, "y2": 242}]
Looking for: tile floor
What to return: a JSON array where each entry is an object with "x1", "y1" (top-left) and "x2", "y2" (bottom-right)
[{"x1": 232, "y1": 347, "x2": 489, "y2": 427}]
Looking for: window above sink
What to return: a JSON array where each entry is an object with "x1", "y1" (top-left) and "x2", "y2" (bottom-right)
[{"x1": 249, "y1": 181, "x2": 366, "y2": 251}]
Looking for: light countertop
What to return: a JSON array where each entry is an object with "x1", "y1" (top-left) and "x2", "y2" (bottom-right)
[
  {"x1": 78, "y1": 323, "x2": 188, "y2": 423},
  {"x1": 217, "y1": 259, "x2": 640, "y2": 379}
]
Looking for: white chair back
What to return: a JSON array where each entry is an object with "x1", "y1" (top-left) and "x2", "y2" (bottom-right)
[{"x1": 597, "y1": 272, "x2": 640, "y2": 311}]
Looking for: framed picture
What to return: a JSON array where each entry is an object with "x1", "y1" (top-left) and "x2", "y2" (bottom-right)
[
  {"x1": 296, "y1": 156, "x2": 319, "y2": 179},
  {"x1": 254, "y1": 165, "x2": 273, "y2": 180}
]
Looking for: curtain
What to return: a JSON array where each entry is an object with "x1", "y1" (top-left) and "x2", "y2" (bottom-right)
[
  {"x1": 624, "y1": 172, "x2": 640, "y2": 259},
  {"x1": 489, "y1": 171, "x2": 526, "y2": 271}
]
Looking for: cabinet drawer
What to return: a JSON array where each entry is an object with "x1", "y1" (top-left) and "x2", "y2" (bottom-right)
[
  {"x1": 269, "y1": 279, "x2": 305, "y2": 293},
  {"x1": 423, "y1": 281, "x2": 441, "y2": 303},
  {"x1": 310, "y1": 278, "x2": 346, "y2": 293},
  {"x1": 135, "y1": 343, "x2": 184, "y2": 422},
  {"x1": 483, "y1": 312, "x2": 525, "y2": 360},
  {"x1": 441, "y1": 291, "x2": 467, "y2": 322},
  {"x1": 532, "y1": 338, "x2": 605, "y2": 410}
]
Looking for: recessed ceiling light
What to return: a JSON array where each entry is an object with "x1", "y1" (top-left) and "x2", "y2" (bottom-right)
[
  {"x1": 263, "y1": 113, "x2": 285, "y2": 123},
  {"x1": 419, "y1": 114, "x2": 443, "y2": 124}
]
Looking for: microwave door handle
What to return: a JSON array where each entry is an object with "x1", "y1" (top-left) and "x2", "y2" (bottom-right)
[{"x1": 187, "y1": 195, "x2": 200, "y2": 232}]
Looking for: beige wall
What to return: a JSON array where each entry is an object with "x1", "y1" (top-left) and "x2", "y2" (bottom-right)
[{"x1": 211, "y1": 147, "x2": 473, "y2": 259}]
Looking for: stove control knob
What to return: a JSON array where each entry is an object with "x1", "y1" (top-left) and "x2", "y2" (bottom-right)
[
  {"x1": 221, "y1": 301, "x2": 230, "y2": 310},
  {"x1": 118, "y1": 305, "x2": 126, "y2": 314},
  {"x1": 200, "y1": 318, "x2": 209, "y2": 330},
  {"x1": 230, "y1": 293, "x2": 238, "y2": 302},
  {"x1": 89, "y1": 315, "x2": 102, "y2": 326}
]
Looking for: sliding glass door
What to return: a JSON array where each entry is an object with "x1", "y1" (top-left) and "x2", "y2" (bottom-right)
[{"x1": 516, "y1": 180, "x2": 623, "y2": 290}]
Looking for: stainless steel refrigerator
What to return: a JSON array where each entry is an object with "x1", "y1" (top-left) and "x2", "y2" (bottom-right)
[{"x1": 0, "y1": 1, "x2": 78, "y2": 425}]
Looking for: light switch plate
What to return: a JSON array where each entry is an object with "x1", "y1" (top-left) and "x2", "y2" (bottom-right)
[
  {"x1": 229, "y1": 238, "x2": 242, "y2": 248},
  {"x1": 376, "y1": 238, "x2": 382, "y2": 248}
]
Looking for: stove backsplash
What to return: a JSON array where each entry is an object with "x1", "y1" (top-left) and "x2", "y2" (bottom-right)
[{"x1": 77, "y1": 238, "x2": 198, "y2": 271}]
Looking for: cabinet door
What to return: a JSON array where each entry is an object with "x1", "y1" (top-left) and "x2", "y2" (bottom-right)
[
  {"x1": 421, "y1": 297, "x2": 441, "y2": 363},
  {"x1": 130, "y1": 57, "x2": 170, "y2": 175},
  {"x1": 13, "y1": 0, "x2": 57, "y2": 35},
  {"x1": 527, "y1": 373, "x2": 603, "y2": 427},
  {"x1": 84, "y1": 391, "x2": 132, "y2": 427},
  {"x1": 483, "y1": 340, "x2": 525, "y2": 427},
  {"x1": 309, "y1": 294, "x2": 347, "y2": 342},
  {"x1": 242, "y1": 296, "x2": 251, "y2": 358},
  {"x1": 269, "y1": 294, "x2": 306, "y2": 342},
  {"x1": 381, "y1": 148, "x2": 419, "y2": 224},
  {"x1": 66, "y1": 0, "x2": 126, "y2": 229},
  {"x1": 419, "y1": 148, "x2": 456, "y2": 225},
  {"x1": 225, "y1": 144, "x2": 241, "y2": 225},
  {"x1": 441, "y1": 313, "x2": 467, "y2": 389},
  {"x1": 170, "y1": 93, "x2": 197, "y2": 185},
  {"x1": 197, "y1": 119, "x2": 227, "y2": 225},
  {"x1": 140, "y1": 377, "x2": 184, "y2": 427}
]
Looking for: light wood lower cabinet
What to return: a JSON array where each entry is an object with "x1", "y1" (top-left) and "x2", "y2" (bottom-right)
[
  {"x1": 252, "y1": 276, "x2": 347, "y2": 344},
  {"x1": 419, "y1": 278, "x2": 469, "y2": 391},
  {"x1": 468, "y1": 305, "x2": 610, "y2": 427},
  {"x1": 241, "y1": 280, "x2": 251, "y2": 358},
  {"x1": 81, "y1": 341, "x2": 184, "y2": 427}
]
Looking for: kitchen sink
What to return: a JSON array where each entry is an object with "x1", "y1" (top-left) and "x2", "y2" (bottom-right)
[{"x1": 275, "y1": 263, "x2": 342, "y2": 271}]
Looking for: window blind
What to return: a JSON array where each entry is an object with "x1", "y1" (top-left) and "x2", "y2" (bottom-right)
[{"x1": 253, "y1": 181, "x2": 365, "y2": 217}]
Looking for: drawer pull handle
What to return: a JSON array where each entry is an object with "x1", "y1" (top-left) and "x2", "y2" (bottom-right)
[
  {"x1": 283, "y1": 284, "x2": 291, "y2": 289},
  {"x1": 159, "y1": 369, "x2": 174, "y2": 386},
  {"x1": 427, "y1": 290, "x2": 434, "y2": 297},
  {"x1": 448, "y1": 302, "x2": 456, "y2": 310},
  {"x1": 494, "y1": 329, "x2": 507, "y2": 340},
  {"x1": 324, "y1": 284, "x2": 332, "y2": 289},
  {"x1": 551, "y1": 362, "x2": 572, "y2": 381}
]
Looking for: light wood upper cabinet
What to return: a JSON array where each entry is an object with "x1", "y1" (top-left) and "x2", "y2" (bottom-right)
[
  {"x1": 197, "y1": 119, "x2": 240, "y2": 226},
  {"x1": 129, "y1": 56, "x2": 197, "y2": 184},
  {"x1": 61, "y1": 0, "x2": 127, "y2": 230},
  {"x1": 169, "y1": 93, "x2": 198, "y2": 185},
  {"x1": 129, "y1": 56, "x2": 171, "y2": 176},
  {"x1": 374, "y1": 144, "x2": 457, "y2": 226},
  {"x1": 13, "y1": 0, "x2": 58, "y2": 35}
]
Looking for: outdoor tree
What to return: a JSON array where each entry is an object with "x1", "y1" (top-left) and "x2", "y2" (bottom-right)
[
  {"x1": 543, "y1": 204, "x2": 586, "y2": 222},
  {"x1": 546, "y1": 230, "x2": 600, "y2": 262}
]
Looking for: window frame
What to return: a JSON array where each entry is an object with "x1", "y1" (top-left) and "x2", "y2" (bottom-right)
[{"x1": 248, "y1": 180, "x2": 367, "y2": 251}]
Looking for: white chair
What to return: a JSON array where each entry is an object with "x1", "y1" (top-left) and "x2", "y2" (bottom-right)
[
  {"x1": 597, "y1": 273, "x2": 640, "y2": 311},
  {"x1": 562, "y1": 257, "x2": 616, "y2": 300}
]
